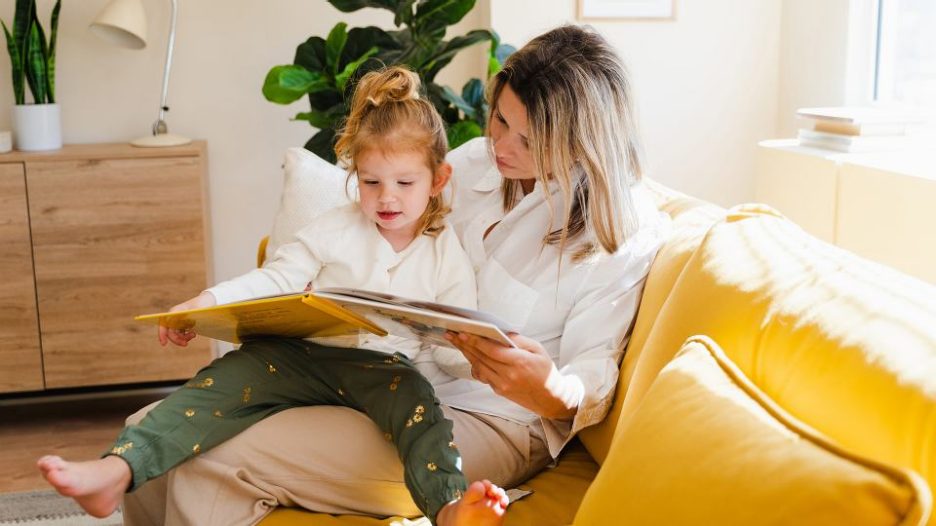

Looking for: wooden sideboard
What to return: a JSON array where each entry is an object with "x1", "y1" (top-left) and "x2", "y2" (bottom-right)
[{"x1": 0, "y1": 142, "x2": 214, "y2": 393}]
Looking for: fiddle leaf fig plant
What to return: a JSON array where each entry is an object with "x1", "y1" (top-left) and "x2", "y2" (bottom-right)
[
  {"x1": 2, "y1": 0, "x2": 61, "y2": 105},
  {"x1": 262, "y1": 0, "x2": 514, "y2": 162}
]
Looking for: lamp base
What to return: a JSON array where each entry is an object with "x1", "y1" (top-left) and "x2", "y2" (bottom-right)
[{"x1": 131, "y1": 133, "x2": 192, "y2": 148}]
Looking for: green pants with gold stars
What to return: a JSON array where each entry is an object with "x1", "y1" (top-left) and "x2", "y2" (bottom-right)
[{"x1": 107, "y1": 337, "x2": 467, "y2": 524}]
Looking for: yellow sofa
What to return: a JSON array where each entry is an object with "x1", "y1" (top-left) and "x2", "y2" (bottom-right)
[{"x1": 260, "y1": 181, "x2": 935, "y2": 525}]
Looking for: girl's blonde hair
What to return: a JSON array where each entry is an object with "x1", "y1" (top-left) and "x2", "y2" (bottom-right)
[
  {"x1": 488, "y1": 25, "x2": 643, "y2": 260},
  {"x1": 334, "y1": 66, "x2": 450, "y2": 236}
]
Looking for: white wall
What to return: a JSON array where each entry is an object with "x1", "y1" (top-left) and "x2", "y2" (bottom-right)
[
  {"x1": 491, "y1": 0, "x2": 783, "y2": 207},
  {"x1": 777, "y1": 0, "x2": 877, "y2": 136},
  {"x1": 2, "y1": 1, "x2": 818, "y2": 284},
  {"x1": 0, "y1": 0, "x2": 486, "y2": 285}
]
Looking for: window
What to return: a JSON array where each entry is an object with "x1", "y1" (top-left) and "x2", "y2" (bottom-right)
[{"x1": 874, "y1": 0, "x2": 936, "y2": 109}]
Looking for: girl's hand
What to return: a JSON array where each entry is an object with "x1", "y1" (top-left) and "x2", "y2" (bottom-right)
[
  {"x1": 158, "y1": 292, "x2": 217, "y2": 347},
  {"x1": 444, "y1": 332, "x2": 580, "y2": 420}
]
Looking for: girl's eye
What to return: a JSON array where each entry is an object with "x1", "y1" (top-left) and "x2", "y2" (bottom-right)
[
  {"x1": 362, "y1": 180, "x2": 379, "y2": 186},
  {"x1": 398, "y1": 181, "x2": 414, "y2": 187}
]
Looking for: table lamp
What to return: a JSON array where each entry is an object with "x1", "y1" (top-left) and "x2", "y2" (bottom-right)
[{"x1": 90, "y1": 0, "x2": 190, "y2": 147}]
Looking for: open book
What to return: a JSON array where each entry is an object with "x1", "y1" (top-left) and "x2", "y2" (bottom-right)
[{"x1": 135, "y1": 287, "x2": 520, "y2": 348}]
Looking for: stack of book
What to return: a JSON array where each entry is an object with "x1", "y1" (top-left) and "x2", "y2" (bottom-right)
[{"x1": 796, "y1": 106, "x2": 924, "y2": 153}]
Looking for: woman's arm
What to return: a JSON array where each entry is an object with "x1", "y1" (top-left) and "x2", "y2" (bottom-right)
[{"x1": 445, "y1": 332, "x2": 583, "y2": 419}]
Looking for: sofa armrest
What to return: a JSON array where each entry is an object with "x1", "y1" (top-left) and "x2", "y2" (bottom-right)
[{"x1": 257, "y1": 236, "x2": 269, "y2": 268}]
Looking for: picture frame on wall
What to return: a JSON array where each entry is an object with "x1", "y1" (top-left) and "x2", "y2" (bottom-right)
[{"x1": 578, "y1": 0, "x2": 676, "y2": 21}]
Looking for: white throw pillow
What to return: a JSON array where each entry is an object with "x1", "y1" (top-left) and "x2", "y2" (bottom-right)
[{"x1": 265, "y1": 147, "x2": 353, "y2": 263}]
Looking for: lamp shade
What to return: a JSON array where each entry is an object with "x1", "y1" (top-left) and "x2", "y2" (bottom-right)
[{"x1": 90, "y1": 0, "x2": 148, "y2": 50}]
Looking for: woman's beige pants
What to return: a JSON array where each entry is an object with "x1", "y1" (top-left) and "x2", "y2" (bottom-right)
[{"x1": 121, "y1": 401, "x2": 549, "y2": 526}]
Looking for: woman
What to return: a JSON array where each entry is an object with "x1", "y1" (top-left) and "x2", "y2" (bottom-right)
[{"x1": 122, "y1": 25, "x2": 668, "y2": 526}]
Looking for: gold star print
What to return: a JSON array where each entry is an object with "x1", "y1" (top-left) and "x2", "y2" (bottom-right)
[
  {"x1": 242, "y1": 386, "x2": 252, "y2": 403},
  {"x1": 427, "y1": 462, "x2": 437, "y2": 472},
  {"x1": 110, "y1": 442, "x2": 134, "y2": 455},
  {"x1": 192, "y1": 444, "x2": 201, "y2": 454},
  {"x1": 213, "y1": 410, "x2": 223, "y2": 418},
  {"x1": 267, "y1": 363, "x2": 277, "y2": 374},
  {"x1": 184, "y1": 408, "x2": 195, "y2": 418}
]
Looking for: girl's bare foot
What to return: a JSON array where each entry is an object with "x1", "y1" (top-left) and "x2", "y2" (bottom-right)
[
  {"x1": 36, "y1": 455, "x2": 131, "y2": 518},
  {"x1": 436, "y1": 479, "x2": 509, "y2": 526}
]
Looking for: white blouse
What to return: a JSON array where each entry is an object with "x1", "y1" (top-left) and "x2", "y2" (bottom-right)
[{"x1": 438, "y1": 137, "x2": 670, "y2": 457}]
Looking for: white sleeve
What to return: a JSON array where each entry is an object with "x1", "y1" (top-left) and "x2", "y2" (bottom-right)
[
  {"x1": 430, "y1": 228, "x2": 479, "y2": 379},
  {"x1": 206, "y1": 233, "x2": 325, "y2": 305},
  {"x1": 540, "y1": 220, "x2": 666, "y2": 457}
]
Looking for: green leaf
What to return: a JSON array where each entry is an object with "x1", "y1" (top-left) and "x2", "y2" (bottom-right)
[
  {"x1": 328, "y1": 0, "x2": 399, "y2": 14},
  {"x1": 262, "y1": 65, "x2": 330, "y2": 104},
  {"x1": 447, "y1": 120, "x2": 483, "y2": 150},
  {"x1": 24, "y1": 20, "x2": 48, "y2": 103},
  {"x1": 305, "y1": 128, "x2": 339, "y2": 164},
  {"x1": 341, "y1": 26, "x2": 399, "y2": 71},
  {"x1": 325, "y1": 22, "x2": 348, "y2": 77},
  {"x1": 293, "y1": 103, "x2": 346, "y2": 129},
  {"x1": 335, "y1": 46, "x2": 378, "y2": 93},
  {"x1": 294, "y1": 36, "x2": 327, "y2": 74},
  {"x1": 421, "y1": 29, "x2": 492, "y2": 81},
  {"x1": 461, "y1": 78, "x2": 483, "y2": 108},
  {"x1": 2, "y1": 20, "x2": 24, "y2": 104},
  {"x1": 393, "y1": 0, "x2": 417, "y2": 26},
  {"x1": 440, "y1": 85, "x2": 475, "y2": 119},
  {"x1": 47, "y1": 0, "x2": 60, "y2": 102},
  {"x1": 414, "y1": 0, "x2": 475, "y2": 35}
]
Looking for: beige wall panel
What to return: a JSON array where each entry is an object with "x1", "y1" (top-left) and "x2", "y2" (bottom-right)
[
  {"x1": 836, "y1": 164, "x2": 936, "y2": 284},
  {"x1": 755, "y1": 142, "x2": 839, "y2": 243},
  {"x1": 0, "y1": 163, "x2": 44, "y2": 393}
]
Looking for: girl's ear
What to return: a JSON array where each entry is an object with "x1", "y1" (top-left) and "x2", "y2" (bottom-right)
[{"x1": 431, "y1": 162, "x2": 453, "y2": 196}]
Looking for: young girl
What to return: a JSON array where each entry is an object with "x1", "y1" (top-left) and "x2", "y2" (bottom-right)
[{"x1": 37, "y1": 66, "x2": 508, "y2": 526}]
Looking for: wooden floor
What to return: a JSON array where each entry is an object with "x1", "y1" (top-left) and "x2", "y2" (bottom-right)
[{"x1": 0, "y1": 391, "x2": 167, "y2": 493}]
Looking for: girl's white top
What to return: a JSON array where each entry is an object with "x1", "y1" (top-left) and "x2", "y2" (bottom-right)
[
  {"x1": 439, "y1": 137, "x2": 670, "y2": 458},
  {"x1": 205, "y1": 203, "x2": 478, "y2": 360}
]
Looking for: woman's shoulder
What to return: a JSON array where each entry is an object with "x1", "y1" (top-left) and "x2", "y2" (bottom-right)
[{"x1": 446, "y1": 137, "x2": 496, "y2": 186}]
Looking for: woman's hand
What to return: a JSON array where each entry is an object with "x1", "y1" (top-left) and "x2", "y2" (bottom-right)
[
  {"x1": 444, "y1": 332, "x2": 581, "y2": 420},
  {"x1": 158, "y1": 292, "x2": 217, "y2": 347}
]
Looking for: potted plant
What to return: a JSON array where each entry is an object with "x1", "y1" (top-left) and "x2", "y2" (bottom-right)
[
  {"x1": 2, "y1": 0, "x2": 62, "y2": 151},
  {"x1": 262, "y1": 0, "x2": 513, "y2": 162}
]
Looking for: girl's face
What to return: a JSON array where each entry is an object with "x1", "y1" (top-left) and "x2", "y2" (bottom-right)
[
  {"x1": 356, "y1": 148, "x2": 450, "y2": 247},
  {"x1": 489, "y1": 84, "x2": 536, "y2": 181}
]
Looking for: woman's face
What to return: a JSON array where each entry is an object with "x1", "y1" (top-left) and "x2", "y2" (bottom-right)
[{"x1": 489, "y1": 85, "x2": 536, "y2": 181}]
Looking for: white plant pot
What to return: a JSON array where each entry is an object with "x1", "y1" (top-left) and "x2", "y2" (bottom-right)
[{"x1": 12, "y1": 103, "x2": 62, "y2": 151}]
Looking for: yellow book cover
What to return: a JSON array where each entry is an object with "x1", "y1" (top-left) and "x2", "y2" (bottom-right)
[
  {"x1": 136, "y1": 288, "x2": 520, "y2": 347},
  {"x1": 135, "y1": 292, "x2": 387, "y2": 344}
]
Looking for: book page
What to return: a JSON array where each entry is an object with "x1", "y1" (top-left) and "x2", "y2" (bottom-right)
[{"x1": 314, "y1": 291, "x2": 519, "y2": 349}]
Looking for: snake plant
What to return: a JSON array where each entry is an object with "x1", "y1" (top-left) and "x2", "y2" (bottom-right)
[
  {"x1": 262, "y1": 0, "x2": 514, "y2": 162},
  {"x1": 2, "y1": 0, "x2": 62, "y2": 105}
]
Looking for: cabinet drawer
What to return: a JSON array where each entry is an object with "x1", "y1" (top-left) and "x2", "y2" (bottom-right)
[
  {"x1": 26, "y1": 156, "x2": 212, "y2": 388},
  {"x1": 0, "y1": 163, "x2": 43, "y2": 392}
]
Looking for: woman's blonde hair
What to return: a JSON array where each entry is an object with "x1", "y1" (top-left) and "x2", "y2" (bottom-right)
[
  {"x1": 488, "y1": 25, "x2": 643, "y2": 260},
  {"x1": 334, "y1": 66, "x2": 450, "y2": 236}
]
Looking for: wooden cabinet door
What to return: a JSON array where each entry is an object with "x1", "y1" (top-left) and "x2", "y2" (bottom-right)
[
  {"x1": 0, "y1": 163, "x2": 44, "y2": 392},
  {"x1": 26, "y1": 155, "x2": 212, "y2": 388}
]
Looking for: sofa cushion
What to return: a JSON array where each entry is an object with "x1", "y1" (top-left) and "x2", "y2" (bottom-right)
[
  {"x1": 609, "y1": 205, "x2": 936, "y2": 524},
  {"x1": 265, "y1": 147, "x2": 352, "y2": 262},
  {"x1": 573, "y1": 335, "x2": 931, "y2": 526},
  {"x1": 259, "y1": 440, "x2": 598, "y2": 526},
  {"x1": 579, "y1": 180, "x2": 725, "y2": 464}
]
